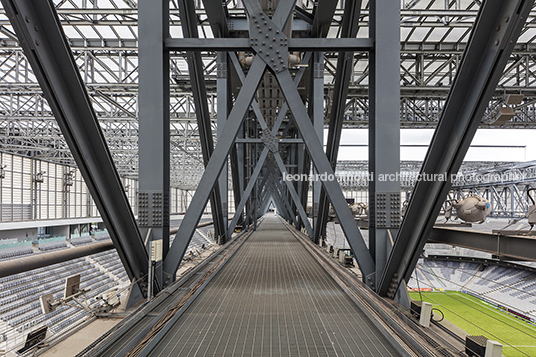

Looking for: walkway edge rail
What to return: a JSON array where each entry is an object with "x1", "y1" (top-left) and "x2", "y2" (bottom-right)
[{"x1": 281, "y1": 217, "x2": 449, "y2": 357}]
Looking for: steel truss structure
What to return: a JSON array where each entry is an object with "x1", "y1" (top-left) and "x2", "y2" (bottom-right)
[
  {"x1": 450, "y1": 160, "x2": 536, "y2": 218},
  {"x1": 2, "y1": 2, "x2": 536, "y2": 195},
  {"x1": 1, "y1": 0, "x2": 535, "y2": 306}
]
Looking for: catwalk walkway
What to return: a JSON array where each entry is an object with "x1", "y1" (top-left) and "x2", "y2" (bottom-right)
[{"x1": 145, "y1": 214, "x2": 402, "y2": 356}]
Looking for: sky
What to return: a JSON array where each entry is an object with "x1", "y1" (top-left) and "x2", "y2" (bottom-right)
[{"x1": 331, "y1": 129, "x2": 536, "y2": 162}]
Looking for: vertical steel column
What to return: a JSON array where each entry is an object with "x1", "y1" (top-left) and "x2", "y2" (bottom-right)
[
  {"x1": 295, "y1": 140, "x2": 306, "y2": 230},
  {"x1": 138, "y1": 0, "x2": 170, "y2": 290},
  {"x1": 1, "y1": 0, "x2": 149, "y2": 295},
  {"x1": 163, "y1": 58, "x2": 268, "y2": 281},
  {"x1": 178, "y1": 0, "x2": 227, "y2": 243},
  {"x1": 217, "y1": 52, "x2": 230, "y2": 238},
  {"x1": 311, "y1": 52, "x2": 324, "y2": 236},
  {"x1": 378, "y1": 0, "x2": 534, "y2": 297},
  {"x1": 201, "y1": 0, "x2": 243, "y2": 232},
  {"x1": 369, "y1": 0, "x2": 401, "y2": 287},
  {"x1": 314, "y1": 0, "x2": 362, "y2": 244}
]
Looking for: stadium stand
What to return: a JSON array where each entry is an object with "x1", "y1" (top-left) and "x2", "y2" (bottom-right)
[{"x1": 408, "y1": 257, "x2": 536, "y2": 321}]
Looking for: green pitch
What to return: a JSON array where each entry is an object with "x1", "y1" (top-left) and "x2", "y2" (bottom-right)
[{"x1": 408, "y1": 291, "x2": 536, "y2": 357}]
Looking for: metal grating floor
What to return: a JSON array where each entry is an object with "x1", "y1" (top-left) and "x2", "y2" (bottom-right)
[{"x1": 149, "y1": 214, "x2": 402, "y2": 356}]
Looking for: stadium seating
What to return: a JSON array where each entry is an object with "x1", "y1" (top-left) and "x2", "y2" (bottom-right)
[
  {"x1": 408, "y1": 259, "x2": 536, "y2": 320},
  {"x1": 0, "y1": 218, "x2": 214, "y2": 351}
]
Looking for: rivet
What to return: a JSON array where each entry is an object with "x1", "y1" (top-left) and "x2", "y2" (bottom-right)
[
  {"x1": 269, "y1": 27, "x2": 272, "y2": 30},
  {"x1": 276, "y1": 30, "x2": 279, "y2": 34},
  {"x1": 262, "y1": 42, "x2": 265, "y2": 45},
  {"x1": 266, "y1": 34, "x2": 269, "y2": 38},
  {"x1": 259, "y1": 30, "x2": 262, "y2": 33},
  {"x1": 269, "y1": 45, "x2": 272, "y2": 48},
  {"x1": 25, "y1": 16, "x2": 30, "y2": 23},
  {"x1": 35, "y1": 40, "x2": 40, "y2": 46},
  {"x1": 259, "y1": 49, "x2": 262, "y2": 52},
  {"x1": 496, "y1": 25, "x2": 501, "y2": 31},
  {"x1": 495, "y1": 39, "x2": 500, "y2": 45},
  {"x1": 505, "y1": 15, "x2": 510, "y2": 22},
  {"x1": 34, "y1": 25, "x2": 39, "y2": 32}
]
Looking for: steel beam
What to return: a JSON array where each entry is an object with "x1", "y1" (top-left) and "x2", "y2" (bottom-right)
[
  {"x1": 311, "y1": 0, "x2": 338, "y2": 38},
  {"x1": 2, "y1": 0, "x2": 148, "y2": 285},
  {"x1": 163, "y1": 57, "x2": 267, "y2": 281},
  {"x1": 0, "y1": 241, "x2": 114, "y2": 278},
  {"x1": 368, "y1": 0, "x2": 400, "y2": 288},
  {"x1": 270, "y1": 174, "x2": 300, "y2": 228},
  {"x1": 227, "y1": 148, "x2": 269, "y2": 236},
  {"x1": 138, "y1": 0, "x2": 170, "y2": 293},
  {"x1": 429, "y1": 228, "x2": 536, "y2": 262},
  {"x1": 178, "y1": 0, "x2": 226, "y2": 243},
  {"x1": 315, "y1": 0, "x2": 362, "y2": 244},
  {"x1": 164, "y1": 38, "x2": 373, "y2": 51},
  {"x1": 224, "y1": 50, "x2": 311, "y2": 236},
  {"x1": 273, "y1": 152, "x2": 314, "y2": 237},
  {"x1": 275, "y1": 70, "x2": 375, "y2": 281},
  {"x1": 378, "y1": 0, "x2": 534, "y2": 297},
  {"x1": 217, "y1": 53, "x2": 230, "y2": 239},
  {"x1": 310, "y1": 52, "x2": 324, "y2": 238}
]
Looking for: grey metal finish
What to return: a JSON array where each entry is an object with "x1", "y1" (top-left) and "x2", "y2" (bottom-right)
[
  {"x1": 311, "y1": 52, "x2": 324, "y2": 235},
  {"x1": 224, "y1": 49, "x2": 310, "y2": 236},
  {"x1": 368, "y1": 0, "x2": 401, "y2": 288},
  {"x1": 268, "y1": 176, "x2": 297, "y2": 226},
  {"x1": 274, "y1": 70, "x2": 375, "y2": 281},
  {"x1": 199, "y1": 0, "x2": 376, "y2": 281},
  {"x1": 295, "y1": 139, "x2": 308, "y2": 231},
  {"x1": 1, "y1": 0, "x2": 148, "y2": 283},
  {"x1": 202, "y1": 0, "x2": 236, "y2": 237},
  {"x1": 146, "y1": 215, "x2": 404, "y2": 357},
  {"x1": 177, "y1": 0, "x2": 226, "y2": 243},
  {"x1": 163, "y1": 57, "x2": 267, "y2": 281},
  {"x1": 0, "y1": 241, "x2": 114, "y2": 278},
  {"x1": 8, "y1": 3, "x2": 536, "y2": 184},
  {"x1": 311, "y1": 0, "x2": 338, "y2": 38},
  {"x1": 429, "y1": 227, "x2": 536, "y2": 262},
  {"x1": 138, "y1": 0, "x2": 170, "y2": 291},
  {"x1": 315, "y1": 0, "x2": 362, "y2": 244},
  {"x1": 164, "y1": 38, "x2": 373, "y2": 51},
  {"x1": 273, "y1": 152, "x2": 314, "y2": 237},
  {"x1": 228, "y1": 52, "x2": 313, "y2": 237},
  {"x1": 164, "y1": 2, "x2": 298, "y2": 278},
  {"x1": 378, "y1": 0, "x2": 534, "y2": 296},
  {"x1": 201, "y1": 0, "x2": 230, "y2": 37},
  {"x1": 217, "y1": 53, "x2": 230, "y2": 236},
  {"x1": 227, "y1": 148, "x2": 270, "y2": 237},
  {"x1": 274, "y1": 179, "x2": 300, "y2": 227},
  {"x1": 235, "y1": 138, "x2": 304, "y2": 143}
]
